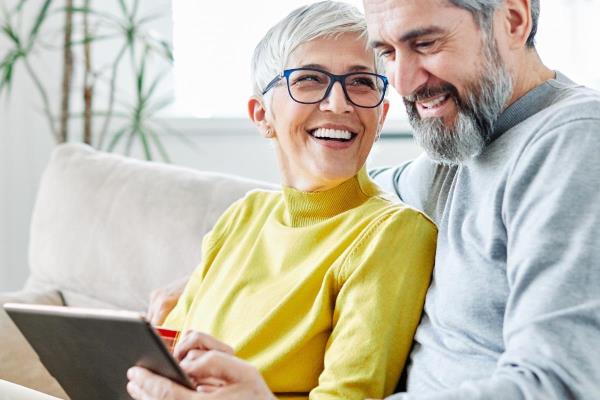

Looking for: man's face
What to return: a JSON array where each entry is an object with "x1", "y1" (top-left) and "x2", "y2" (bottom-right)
[{"x1": 364, "y1": 0, "x2": 513, "y2": 164}]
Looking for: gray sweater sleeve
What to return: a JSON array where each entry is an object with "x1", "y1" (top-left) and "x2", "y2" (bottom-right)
[{"x1": 388, "y1": 118, "x2": 600, "y2": 399}]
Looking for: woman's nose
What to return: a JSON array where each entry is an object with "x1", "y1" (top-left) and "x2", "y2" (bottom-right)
[{"x1": 320, "y1": 82, "x2": 354, "y2": 113}]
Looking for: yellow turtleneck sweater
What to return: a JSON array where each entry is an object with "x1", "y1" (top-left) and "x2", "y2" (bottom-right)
[{"x1": 164, "y1": 168, "x2": 437, "y2": 400}]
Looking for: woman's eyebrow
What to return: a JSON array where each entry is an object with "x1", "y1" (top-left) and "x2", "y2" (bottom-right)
[{"x1": 300, "y1": 63, "x2": 374, "y2": 72}]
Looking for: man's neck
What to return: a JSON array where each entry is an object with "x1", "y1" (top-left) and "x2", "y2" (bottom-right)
[{"x1": 507, "y1": 49, "x2": 555, "y2": 106}]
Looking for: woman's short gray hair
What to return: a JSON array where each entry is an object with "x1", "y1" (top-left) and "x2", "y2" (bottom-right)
[
  {"x1": 250, "y1": 1, "x2": 381, "y2": 99},
  {"x1": 448, "y1": 0, "x2": 540, "y2": 47}
]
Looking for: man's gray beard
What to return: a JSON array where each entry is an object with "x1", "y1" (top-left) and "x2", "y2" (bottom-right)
[{"x1": 405, "y1": 41, "x2": 513, "y2": 166}]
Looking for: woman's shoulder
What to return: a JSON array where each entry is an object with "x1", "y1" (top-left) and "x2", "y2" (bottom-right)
[
  {"x1": 361, "y1": 195, "x2": 437, "y2": 233},
  {"x1": 238, "y1": 188, "x2": 283, "y2": 210},
  {"x1": 215, "y1": 189, "x2": 282, "y2": 227}
]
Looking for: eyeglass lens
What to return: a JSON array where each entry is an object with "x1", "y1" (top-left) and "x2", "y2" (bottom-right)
[{"x1": 286, "y1": 70, "x2": 385, "y2": 108}]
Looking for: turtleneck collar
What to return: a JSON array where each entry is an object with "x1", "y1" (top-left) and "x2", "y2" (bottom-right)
[{"x1": 281, "y1": 167, "x2": 381, "y2": 227}]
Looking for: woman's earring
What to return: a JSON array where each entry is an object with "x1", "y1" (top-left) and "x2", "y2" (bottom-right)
[{"x1": 265, "y1": 128, "x2": 274, "y2": 138}]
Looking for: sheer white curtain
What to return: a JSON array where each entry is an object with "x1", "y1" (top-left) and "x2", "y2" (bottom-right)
[{"x1": 171, "y1": 0, "x2": 600, "y2": 120}]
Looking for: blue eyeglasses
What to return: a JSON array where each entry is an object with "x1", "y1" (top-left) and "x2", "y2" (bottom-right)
[{"x1": 262, "y1": 67, "x2": 388, "y2": 109}]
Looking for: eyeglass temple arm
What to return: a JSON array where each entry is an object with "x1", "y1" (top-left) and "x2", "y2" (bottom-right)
[{"x1": 261, "y1": 73, "x2": 284, "y2": 95}]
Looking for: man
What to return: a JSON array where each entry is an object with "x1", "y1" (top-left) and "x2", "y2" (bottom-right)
[
  {"x1": 365, "y1": 0, "x2": 600, "y2": 398},
  {"x1": 129, "y1": 0, "x2": 600, "y2": 398}
]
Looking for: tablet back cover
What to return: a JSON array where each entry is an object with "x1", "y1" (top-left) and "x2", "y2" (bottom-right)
[{"x1": 5, "y1": 306, "x2": 190, "y2": 400}]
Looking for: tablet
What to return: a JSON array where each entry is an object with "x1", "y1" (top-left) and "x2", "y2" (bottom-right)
[{"x1": 3, "y1": 303, "x2": 195, "y2": 400}]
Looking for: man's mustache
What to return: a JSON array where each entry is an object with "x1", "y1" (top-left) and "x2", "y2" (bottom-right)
[{"x1": 404, "y1": 83, "x2": 460, "y2": 104}]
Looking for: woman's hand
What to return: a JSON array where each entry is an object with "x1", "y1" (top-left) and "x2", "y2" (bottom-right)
[
  {"x1": 147, "y1": 276, "x2": 188, "y2": 325},
  {"x1": 173, "y1": 331, "x2": 234, "y2": 390},
  {"x1": 127, "y1": 351, "x2": 277, "y2": 400},
  {"x1": 173, "y1": 330, "x2": 234, "y2": 361}
]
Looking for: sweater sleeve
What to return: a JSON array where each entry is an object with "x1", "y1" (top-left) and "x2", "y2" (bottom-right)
[
  {"x1": 309, "y1": 209, "x2": 437, "y2": 400},
  {"x1": 162, "y1": 198, "x2": 244, "y2": 330},
  {"x1": 389, "y1": 119, "x2": 600, "y2": 400}
]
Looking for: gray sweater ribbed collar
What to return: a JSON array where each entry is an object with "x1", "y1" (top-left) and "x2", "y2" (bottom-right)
[{"x1": 490, "y1": 71, "x2": 576, "y2": 142}]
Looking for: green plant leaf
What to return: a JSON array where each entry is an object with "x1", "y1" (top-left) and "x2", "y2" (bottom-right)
[
  {"x1": 2, "y1": 19, "x2": 21, "y2": 46},
  {"x1": 0, "y1": 51, "x2": 18, "y2": 96},
  {"x1": 116, "y1": 0, "x2": 128, "y2": 18},
  {"x1": 147, "y1": 127, "x2": 171, "y2": 163},
  {"x1": 131, "y1": 0, "x2": 140, "y2": 20},
  {"x1": 142, "y1": 68, "x2": 167, "y2": 104},
  {"x1": 146, "y1": 95, "x2": 173, "y2": 115},
  {"x1": 106, "y1": 126, "x2": 128, "y2": 152},
  {"x1": 68, "y1": 33, "x2": 119, "y2": 46},
  {"x1": 137, "y1": 12, "x2": 164, "y2": 26},
  {"x1": 13, "y1": 0, "x2": 29, "y2": 13},
  {"x1": 135, "y1": 124, "x2": 153, "y2": 160},
  {"x1": 135, "y1": 46, "x2": 150, "y2": 99},
  {"x1": 27, "y1": 0, "x2": 52, "y2": 48}
]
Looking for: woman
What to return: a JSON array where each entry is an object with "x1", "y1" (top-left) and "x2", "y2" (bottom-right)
[{"x1": 130, "y1": 2, "x2": 436, "y2": 399}]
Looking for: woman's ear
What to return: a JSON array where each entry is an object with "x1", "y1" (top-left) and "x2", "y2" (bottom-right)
[
  {"x1": 377, "y1": 99, "x2": 390, "y2": 133},
  {"x1": 248, "y1": 96, "x2": 275, "y2": 138}
]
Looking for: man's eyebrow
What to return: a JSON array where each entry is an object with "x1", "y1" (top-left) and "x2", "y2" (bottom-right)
[{"x1": 369, "y1": 26, "x2": 446, "y2": 48}]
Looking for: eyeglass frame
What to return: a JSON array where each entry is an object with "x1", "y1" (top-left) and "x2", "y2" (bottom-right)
[{"x1": 261, "y1": 67, "x2": 389, "y2": 109}]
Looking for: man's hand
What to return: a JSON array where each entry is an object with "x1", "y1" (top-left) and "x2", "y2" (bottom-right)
[
  {"x1": 147, "y1": 276, "x2": 188, "y2": 326},
  {"x1": 127, "y1": 351, "x2": 277, "y2": 400}
]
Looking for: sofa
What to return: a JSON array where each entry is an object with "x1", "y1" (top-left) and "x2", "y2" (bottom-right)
[{"x1": 0, "y1": 143, "x2": 275, "y2": 398}]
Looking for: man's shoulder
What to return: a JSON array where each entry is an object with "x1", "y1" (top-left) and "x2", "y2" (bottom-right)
[
  {"x1": 534, "y1": 81, "x2": 600, "y2": 130},
  {"x1": 503, "y1": 82, "x2": 600, "y2": 156}
]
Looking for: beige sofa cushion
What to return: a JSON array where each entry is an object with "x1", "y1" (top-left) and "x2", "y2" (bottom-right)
[
  {"x1": 26, "y1": 143, "x2": 275, "y2": 311},
  {"x1": 0, "y1": 290, "x2": 68, "y2": 399}
]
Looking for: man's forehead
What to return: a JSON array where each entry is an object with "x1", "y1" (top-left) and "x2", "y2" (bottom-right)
[
  {"x1": 363, "y1": 0, "x2": 450, "y2": 14},
  {"x1": 364, "y1": 0, "x2": 469, "y2": 41}
]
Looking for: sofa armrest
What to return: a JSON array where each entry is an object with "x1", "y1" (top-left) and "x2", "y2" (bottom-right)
[{"x1": 0, "y1": 290, "x2": 69, "y2": 399}]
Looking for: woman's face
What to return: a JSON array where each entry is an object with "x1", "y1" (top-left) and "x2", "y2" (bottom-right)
[{"x1": 250, "y1": 33, "x2": 389, "y2": 192}]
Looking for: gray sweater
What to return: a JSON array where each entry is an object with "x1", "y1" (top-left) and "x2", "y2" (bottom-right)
[{"x1": 371, "y1": 72, "x2": 600, "y2": 399}]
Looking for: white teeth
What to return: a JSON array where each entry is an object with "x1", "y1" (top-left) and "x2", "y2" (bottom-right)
[
  {"x1": 421, "y1": 94, "x2": 449, "y2": 109},
  {"x1": 311, "y1": 128, "x2": 352, "y2": 140}
]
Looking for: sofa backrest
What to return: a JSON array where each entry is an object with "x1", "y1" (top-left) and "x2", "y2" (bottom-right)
[{"x1": 26, "y1": 143, "x2": 277, "y2": 311}]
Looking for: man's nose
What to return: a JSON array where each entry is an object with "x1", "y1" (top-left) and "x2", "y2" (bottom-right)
[
  {"x1": 320, "y1": 81, "x2": 354, "y2": 113},
  {"x1": 386, "y1": 53, "x2": 428, "y2": 98}
]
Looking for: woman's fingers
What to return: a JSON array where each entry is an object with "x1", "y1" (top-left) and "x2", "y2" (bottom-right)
[
  {"x1": 173, "y1": 331, "x2": 234, "y2": 361},
  {"x1": 147, "y1": 298, "x2": 176, "y2": 326},
  {"x1": 179, "y1": 350, "x2": 252, "y2": 382},
  {"x1": 146, "y1": 277, "x2": 188, "y2": 326},
  {"x1": 127, "y1": 366, "x2": 200, "y2": 400},
  {"x1": 179, "y1": 352, "x2": 277, "y2": 400}
]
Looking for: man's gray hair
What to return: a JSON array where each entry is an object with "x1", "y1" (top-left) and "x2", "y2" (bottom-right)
[
  {"x1": 250, "y1": 1, "x2": 382, "y2": 99},
  {"x1": 448, "y1": 0, "x2": 540, "y2": 47}
]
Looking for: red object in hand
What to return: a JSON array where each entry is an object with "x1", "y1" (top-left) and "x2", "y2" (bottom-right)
[{"x1": 156, "y1": 327, "x2": 180, "y2": 353}]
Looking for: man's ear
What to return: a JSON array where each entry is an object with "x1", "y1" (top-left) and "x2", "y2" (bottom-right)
[
  {"x1": 500, "y1": 0, "x2": 533, "y2": 49},
  {"x1": 248, "y1": 96, "x2": 275, "y2": 138}
]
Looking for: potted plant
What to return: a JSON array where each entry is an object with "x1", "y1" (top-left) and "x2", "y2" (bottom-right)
[{"x1": 0, "y1": 0, "x2": 178, "y2": 161}]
